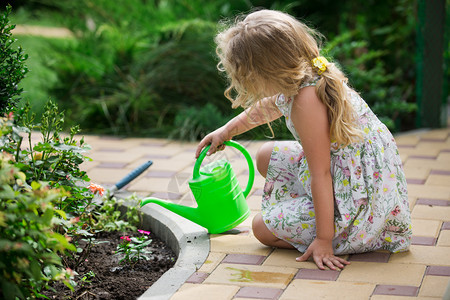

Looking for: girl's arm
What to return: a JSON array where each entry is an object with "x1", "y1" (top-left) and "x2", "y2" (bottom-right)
[
  {"x1": 290, "y1": 86, "x2": 350, "y2": 270},
  {"x1": 195, "y1": 95, "x2": 282, "y2": 157}
]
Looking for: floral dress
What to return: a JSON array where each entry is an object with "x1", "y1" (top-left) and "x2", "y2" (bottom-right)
[{"x1": 261, "y1": 81, "x2": 412, "y2": 255}]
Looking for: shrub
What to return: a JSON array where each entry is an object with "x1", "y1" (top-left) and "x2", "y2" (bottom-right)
[
  {"x1": 0, "y1": 5, "x2": 28, "y2": 114},
  {"x1": 0, "y1": 118, "x2": 76, "y2": 299},
  {"x1": 323, "y1": 31, "x2": 416, "y2": 131}
]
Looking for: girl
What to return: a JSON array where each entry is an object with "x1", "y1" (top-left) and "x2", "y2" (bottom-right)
[{"x1": 195, "y1": 9, "x2": 411, "y2": 270}]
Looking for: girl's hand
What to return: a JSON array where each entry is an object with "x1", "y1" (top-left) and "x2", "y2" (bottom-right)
[
  {"x1": 296, "y1": 238, "x2": 350, "y2": 270},
  {"x1": 195, "y1": 126, "x2": 231, "y2": 158}
]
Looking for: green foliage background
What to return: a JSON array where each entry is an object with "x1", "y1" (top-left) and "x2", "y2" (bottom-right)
[{"x1": 9, "y1": 0, "x2": 437, "y2": 140}]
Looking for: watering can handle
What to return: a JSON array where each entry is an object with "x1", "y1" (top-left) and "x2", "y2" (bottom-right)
[{"x1": 193, "y1": 140, "x2": 255, "y2": 198}]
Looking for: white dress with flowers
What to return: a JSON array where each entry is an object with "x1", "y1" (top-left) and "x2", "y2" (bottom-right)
[{"x1": 261, "y1": 81, "x2": 412, "y2": 255}]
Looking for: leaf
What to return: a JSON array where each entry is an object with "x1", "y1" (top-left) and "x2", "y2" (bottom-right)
[
  {"x1": 51, "y1": 233, "x2": 76, "y2": 252},
  {"x1": 30, "y1": 260, "x2": 42, "y2": 281},
  {"x1": 54, "y1": 209, "x2": 67, "y2": 220},
  {"x1": 31, "y1": 181, "x2": 41, "y2": 190}
]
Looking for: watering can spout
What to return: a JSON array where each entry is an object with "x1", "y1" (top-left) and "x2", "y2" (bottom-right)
[{"x1": 140, "y1": 197, "x2": 201, "y2": 224}]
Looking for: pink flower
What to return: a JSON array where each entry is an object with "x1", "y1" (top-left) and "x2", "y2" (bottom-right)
[
  {"x1": 138, "y1": 229, "x2": 151, "y2": 235},
  {"x1": 120, "y1": 236, "x2": 131, "y2": 242},
  {"x1": 69, "y1": 217, "x2": 80, "y2": 224},
  {"x1": 344, "y1": 213, "x2": 351, "y2": 220},
  {"x1": 263, "y1": 181, "x2": 274, "y2": 195},
  {"x1": 373, "y1": 171, "x2": 380, "y2": 179},
  {"x1": 387, "y1": 226, "x2": 400, "y2": 232},
  {"x1": 391, "y1": 206, "x2": 400, "y2": 216},
  {"x1": 368, "y1": 215, "x2": 374, "y2": 224},
  {"x1": 278, "y1": 212, "x2": 284, "y2": 220},
  {"x1": 88, "y1": 183, "x2": 105, "y2": 196},
  {"x1": 354, "y1": 166, "x2": 362, "y2": 179},
  {"x1": 343, "y1": 167, "x2": 351, "y2": 177}
]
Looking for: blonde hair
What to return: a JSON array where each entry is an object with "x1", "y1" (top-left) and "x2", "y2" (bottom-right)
[{"x1": 215, "y1": 9, "x2": 362, "y2": 146}]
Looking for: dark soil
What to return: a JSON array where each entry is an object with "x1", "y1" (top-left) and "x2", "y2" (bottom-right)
[{"x1": 45, "y1": 231, "x2": 176, "y2": 300}]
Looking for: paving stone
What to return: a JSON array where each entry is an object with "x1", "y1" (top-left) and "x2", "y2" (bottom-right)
[
  {"x1": 395, "y1": 135, "x2": 420, "y2": 146},
  {"x1": 96, "y1": 162, "x2": 128, "y2": 168},
  {"x1": 430, "y1": 169, "x2": 450, "y2": 175},
  {"x1": 408, "y1": 155, "x2": 437, "y2": 160},
  {"x1": 222, "y1": 227, "x2": 251, "y2": 236},
  {"x1": 279, "y1": 280, "x2": 375, "y2": 300},
  {"x1": 209, "y1": 235, "x2": 272, "y2": 256},
  {"x1": 96, "y1": 148, "x2": 126, "y2": 152},
  {"x1": 204, "y1": 263, "x2": 297, "y2": 289},
  {"x1": 128, "y1": 177, "x2": 173, "y2": 193},
  {"x1": 88, "y1": 151, "x2": 142, "y2": 163},
  {"x1": 406, "y1": 178, "x2": 426, "y2": 184},
  {"x1": 145, "y1": 170, "x2": 177, "y2": 178},
  {"x1": 295, "y1": 268, "x2": 340, "y2": 281},
  {"x1": 425, "y1": 174, "x2": 450, "y2": 186},
  {"x1": 262, "y1": 248, "x2": 320, "y2": 269},
  {"x1": 139, "y1": 140, "x2": 168, "y2": 147},
  {"x1": 437, "y1": 152, "x2": 450, "y2": 162},
  {"x1": 234, "y1": 286, "x2": 283, "y2": 299},
  {"x1": 411, "y1": 219, "x2": 442, "y2": 237},
  {"x1": 88, "y1": 168, "x2": 131, "y2": 184},
  {"x1": 251, "y1": 189, "x2": 264, "y2": 196},
  {"x1": 198, "y1": 252, "x2": 226, "y2": 273},
  {"x1": 246, "y1": 195, "x2": 263, "y2": 211},
  {"x1": 420, "y1": 129, "x2": 450, "y2": 139},
  {"x1": 222, "y1": 254, "x2": 266, "y2": 265},
  {"x1": 437, "y1": 230, "x2": 450, "y2": 246},
  {"x1": 418, "y1": 275, "x2": 450, "y2": 298},
  {"x1": 337, "y1": 261, "x2": 426, "y2": 286},
  {"x1": 370, "y1": 296, "x2": 437, "y2": 300},
  {"x1": 348, "y1": 251, "x2": 390, "y2": 263},
  {"x1": 404, "y1": 158, "x2": 450, "y2": 171},
  {"x1": 146, "y1": 158, "x2": 194, "y2": 172},
  {"x1": 415, "y1": 198, "x2": 450, "y2": 206},
  {"x1": 389, "y1": 245, "x2": 450, "y2": 266},
  {"x1": 442, "y1": 222, "x2": 450, "y2": 230},
  {"x1": 407, "y1": 184, "x2": 450, "y2": 200},
  {"x1": 171, "y1": 283, "x2": 240, "y2": 300},
  {"x1": 411, "y1": 205, "x2": 450, "y2": 221},
  {"x1": 411, "y1": 236, "x2": 437, "y2": 246},
  {"x1": 186, "y1": 272, "x2": 209, "y2": 284},
  {"x1": 142, "y1": 153, "x2": 172, "y2": 159},
  {"x1": 402, "y1": 165, "x2": 430, "y2": 180},
  {"x1": 408, "y1": 196, "x2": 417, "y2": 208},
  {"x1": 372, "y1": 285, "x2": 419, "y2": 297},
  {"x1": 426, "y1": 266, "x2": 450, "y2": 276}
]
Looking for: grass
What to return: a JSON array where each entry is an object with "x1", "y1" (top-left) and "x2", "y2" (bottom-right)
[
  {"x1": 14, "y1": 34, "x2": 74, "y2": 117},
  {"x1": 9, "y1": 7, "x2": 64, "y2": 27}
]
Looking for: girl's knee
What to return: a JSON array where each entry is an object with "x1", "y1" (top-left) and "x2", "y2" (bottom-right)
[
  {"x1": 252, "y1": 213, "x2": 274, "y2": 246},
  {"x1": 256, "y1": 142, "x2": 274, "y2": 178}
]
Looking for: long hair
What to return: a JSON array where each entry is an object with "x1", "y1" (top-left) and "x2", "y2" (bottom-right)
[{"x1": 215, "y1": 9, "x2": 362, "y2": 146}]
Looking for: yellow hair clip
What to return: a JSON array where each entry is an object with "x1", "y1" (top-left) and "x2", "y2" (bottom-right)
[{"x1": 312, "y1": 56, "x2": 328, "y2": 75}]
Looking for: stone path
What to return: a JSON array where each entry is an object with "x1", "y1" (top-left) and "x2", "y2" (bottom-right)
[
  {"x1": 81, "y1": 127, "x2": 450, "y2": 299},
  {"x1": 13, "y1": 25, "x2": 73, "y2": 38}
]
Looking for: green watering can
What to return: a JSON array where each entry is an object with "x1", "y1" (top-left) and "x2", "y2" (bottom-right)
[{"x1": 140, "y1": 140, "x2": 255, "y2": 234}]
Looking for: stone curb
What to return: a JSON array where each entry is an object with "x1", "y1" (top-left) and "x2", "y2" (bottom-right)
[{"x1": 118, "y1": 193, "x2": 210, "y2": 300}]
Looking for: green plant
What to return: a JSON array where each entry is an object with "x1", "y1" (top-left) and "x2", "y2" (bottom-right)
[
  {"x1": 115, "y1": 230, "x2": 152, "y2": 265},
  {"x1": 0, "y1": 146, "x2": 76, "y2": 299},
  {"x1": 323, "y1": 31, "x2": 416, "y2": 131},
  {"x1": 171, "y1": 103, "x2": 229, "y2": 141},
  {"x1": 0, "y1": 5, "x2": 28, "y2": 114}
]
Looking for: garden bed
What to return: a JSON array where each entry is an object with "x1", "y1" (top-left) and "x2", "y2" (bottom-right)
[{"x1": 44, "y1": 231, "x2": 176, "y2": 300}]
